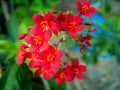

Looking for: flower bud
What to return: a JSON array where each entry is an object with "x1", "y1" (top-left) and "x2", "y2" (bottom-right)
[
  {"x1": 85, "y1": 22, "x2": 93, "y2": 26},
  {"x1": 20, "y1": 44, "x2": 28, "y2": 49},
  {"x1": 89, "y1": 27, "x2": 96, "y2": 32},
  {"x1": 18, "y1": 34, "x2": 27, "y2": 40}
]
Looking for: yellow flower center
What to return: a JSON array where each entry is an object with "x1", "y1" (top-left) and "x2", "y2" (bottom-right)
[
  {"x1": 82, "y1": 5, "x2": 89, "y2": 13},
  {"x1": 32, "y1": 53, "x2": 37, "y2": 58},
  {"x1": 40, "y1": 20, "x2": 48, "y2": 30},
  {"x1": 60, "y1": 72, "x2": 65, "y2": 78},
  {"x1": 34, "y1": 36, "x2": 42, "y2": 45},
  {"x1": 69, "y1": 22, "x2": 75, "y2": 30},
  {"x1": 18, "y1": 51, "x2": 24, "y2": 58},
  {"x1": 47, "y1": 53, "x2": 54, "y2": 62},
  {"x1": 74, "y1": 67, "x2": 79, "y2": 74},
  {"x1": 41, "y1": 68, "x2": 46, "y2": 73}
]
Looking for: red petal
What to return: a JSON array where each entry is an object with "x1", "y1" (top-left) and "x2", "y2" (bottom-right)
[
  {"x1": 76, "y1": 0, "x2": 81, "y2": 11},
  {"x1": 56, "y1": 78, "x2": 64, "y2": 85},
  {"x1": 28, "y1": 59, "x2": 39, "y2": 68},
  {"x1": 68, "y1": 31, "x2": 78, "y2": 38},
  {"x1": 75, "y1": 25, "x2": 84, "y2": 32},
  {"x1": 16, "y1": 58, "x2": 25, "y2": 65},
  {"x1": 29, "y1": 46, "x2": 39, "y2": 52},
  {"x1": 43, "y1": 72, "x2": 50, "y2": 80},
  {"x1": 44, "y1": 12, "x2": 53, "y2": 21},
  {"x1": 76, "y1": 73, "x2": 84, "y2": 80},
  {"x1": 62, "y1": 22, "x2": 68, "y2": 31},
  {"x1": 65, "y1": 75, "x2": 74, "y2": 82},
  {"x1": 34, "y1": 68, "x2": 42, "y2": 76},
  {"x1": 41, "y1": 62, "x2": 51, "y2": 69},
  {"x1": 32, "y1": 14, "x2": 43, "y2": 23},
  {"x1": 55, "y1": 50, "x2": 62, "y2": 59},
  {"x1": 66, "y1": 14, "x2": 73, "y2": 21},
  {"x1": 52, "y1": 60, "x2": 60, "y2": 68},
  {"x1": 82, "y1": 0, "x2": 90, "y2": 6},
  {"x1": 74, "y1": 14, "x2": 82, "y2": 25},
  {"x1": 84, "y1": 7, "x2": 96, "y2": 17},
  {"x1": 31, "y1": 24, "x2": 42, "y2": 35},
  {"x1": 79, "y1": 65, "x2": 87, "y2": 72},
  {"x1": 49, "y1": 68, "x2": 54, "y2": 75},
  {"x1": 40, "y1": 42, "x2": 49, "y2": 51},
  {"x1": 44, "y1": 30, "x2": 52, "y2": 41},
  {"x1": 49, "y1": 22, "x2": 59, "y2": 35},
  {"x1": 72, "y1": 59, "x2": 79, "y2": 66},
  {"x1": 88, "y1": 7, "x2": 96, "y2": 15},
  {"x1": 24, "y1": 35, "x2": 34, "y2": 44}
]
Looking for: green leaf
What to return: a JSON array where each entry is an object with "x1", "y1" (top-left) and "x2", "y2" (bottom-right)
[
  {"x1": 104, "y1": 0, "x2": 111, "y2": 13},
  {"x1": 6, "y1": 18, "x2": 19, "y2": 42},
  {"x1": 48, "y1": 78, "x2": 67, "y2": 90},
  {"x1": 116, "y1": 18, "x2": 120, "y2": 32},
  {"x1": 46, "y1": 0, "x2": 60, "y2": 7},
  {"x1": 97, "y1": 38, "x2": 114, "y2": 57},
  {"x1": 0, "y1": 61, "x2": 19, "y2": 90},
  {"x1": 94, "y1": 21, "x2": 110, "y2": 32},
  {"x1": 0, "y1": 40, "x2": 13, "y2": 53},
  {"x1": 18, "y1": 23, "x2": 28, "y2": 34}
]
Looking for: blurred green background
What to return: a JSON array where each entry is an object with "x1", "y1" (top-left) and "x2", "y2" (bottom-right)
[{"x1": 0, "y1": 0, "x2": 120, "y2": 90}]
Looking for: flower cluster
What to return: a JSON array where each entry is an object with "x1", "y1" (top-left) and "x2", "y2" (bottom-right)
[{"x1": 16, "y1": 0, "x2": 96, "y2": 85}]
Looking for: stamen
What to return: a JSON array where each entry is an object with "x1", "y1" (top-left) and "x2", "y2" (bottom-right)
[
  {"x1": 34, "y1": 36, "x2": 42, "y2": 45},
  {"x1": 82, "y1": 5, "x2": 88, "y2": 13},
  {"x1": 47, "y1": 53, "x2": 54, "y2": 62}
]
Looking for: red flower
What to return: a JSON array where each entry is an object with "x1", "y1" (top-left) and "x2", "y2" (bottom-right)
[
  {"x1": 31, "y1": 11, "x2": 59, "y2": 35},
  {"x1": 53, "y1": 66, "x2": 74, "y2": 85},
  {"x1": 62, "y1": 14, "x2": 84, "y2": 38},
  {"x1": 71, "y1": 59, "x2": 87, "y2": 80},
  {"x1": 34, "y1": 66, "x2": 54, "y2": 80},
  {"x1": 24, "y1": 31, "x2": 51, "y2": 52},
  {"x1": 76, "y1": 0, "x2": 96, "y2": 17},
  {"x1": 53, "y1": 12, "x2": 66, "y2": 30},
  {"x1": 39, "y1": 45, "x2": 62, "y2": 69},
  {"x1": 16, "y1": 48, "x2": 27, "y2": 65},
  {"x1": 27, "y1": 52, "x2": 42, "y2": 68}
]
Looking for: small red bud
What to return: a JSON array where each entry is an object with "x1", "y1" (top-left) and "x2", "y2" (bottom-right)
[
  {"x1": 27, "y1": 26, "x2": 33, "y2": 30},
  {"x1": 87, "y1": 35, "x2": 93, "y2": 40},
  {"x1": 86, "y1": 41, "x2": 92, "y2": 47},
  {"x1": 89, "y1": 27, "x2": 96, "y2": 32},
  {"x1": 18, "y1": 34, "x2": 27, "y2": 40},
  {"x1": 64, "y1": 62, "x2": 69, "y2": 67},
  {"x1": 85, "y1": 22, "x2": 93, "y2": 26},
  {"x1": 65, "y1": 53, "x2": 69, "y2": 57},
  {"x1": 20, "y1": 44, "x2": 28, "y2": 49},
  {"x1": 80, "y1": 48, "x2": 84, "y2": 53}
]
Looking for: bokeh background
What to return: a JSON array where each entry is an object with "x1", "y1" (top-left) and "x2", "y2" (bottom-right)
[{"x1": 0, "y1": 0, "x2": 120, "y2": 90}]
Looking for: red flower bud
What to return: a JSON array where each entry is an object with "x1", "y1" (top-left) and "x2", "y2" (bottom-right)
[
  {"x1": 86, "y1": 41, "x2": 92, "y2": 47},
  {"x1": 27, "y1": 26, "x2": 33, "y2": 30},
  {"x1": 80, "y1": 48, "x2": 84, "y2": 53},
  {"x1": 89, "y1": 27, "x2": 96, "y2": 32},
  {"x1": 85, "y1": 22, "x2": 93, "y2": 26},
  {"x1": 18, "y1": 34, "x2": 27, "y2": 40},
  {"x1": 20, "y1": 44, "x2": 28, "y2": 49}
]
